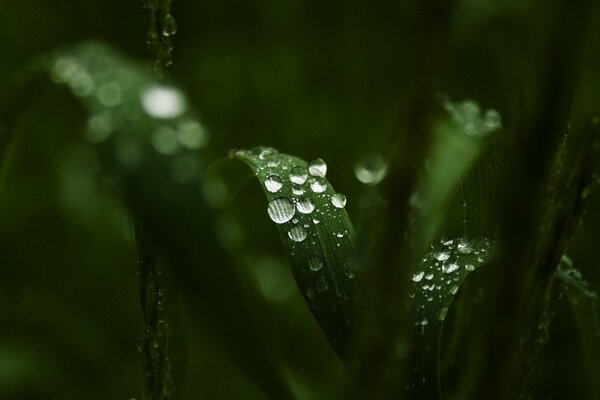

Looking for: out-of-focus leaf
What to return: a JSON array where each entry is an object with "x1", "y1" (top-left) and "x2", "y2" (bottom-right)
[
  {"x1": 43, "y1": 42, "x2": 295, "y2": 400},
  {"x1": 235, "y1": 147, "x2": 359, "y2": 362},
  {"x1": 556, "y1": 256, "x2": 600, "y2": 399},
  {"x1": 405, "y1": 236, "x2": 497, "y2": 399}
]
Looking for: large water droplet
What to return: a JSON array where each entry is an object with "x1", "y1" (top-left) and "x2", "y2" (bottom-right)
[
  {"x1": 310, "y1": 177, "x2": 327, "y2": 193},
  {"x1": 308, "y1": 159, "x2": 327, "y2": 177},
  {"x1": 265, "y1": 175, "x2": 283, "y2": 193},
  {"x1": 412, "y1": 271, "x2": 425, "y2": 282},
  {"x1": 288, "y1": 225, "x2": 307, "y2": 242},
  {"x1": 354, "y1": 154, "x2": 388, "y2": 185},
  {"x1": 141, "y1": 85, "x2": 186, "y2": 119},
  {"x1": 434, "y1": 251, "x2": 450, "y2": 261},
  {"x1": 457, "y1": 239, "x2": 472, "y2": 254},
  {"x1": 162, "y1": 14, "x2": 178, "y2": 37},
  {"x1": 443, "y1": 262, "x2": 459, "y2": 274},
  {"x1": 308, "y1": 257, "x2": 323, "y2": 271},
  {"x1": 331, "y1": 193, "x2": 347, "y2": 208},
  {"x1": 267, "y1": 197, "x2": 295, "y2": 224},
  {"x1": 290, "y1": 166, "x2": 308, "y2": 184},
  {"x1": 296, "y1": 197, "x2": 315, "y2": 214}
]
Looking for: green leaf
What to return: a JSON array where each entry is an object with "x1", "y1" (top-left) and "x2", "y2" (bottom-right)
[
  {"x1": 235, "y1": 147, "x2": 359, "y2": 361},
  {"x1": 556, "y1": 256, "x2": 600, "y2": 399},
  {"x1": 405, "y1": 236, "x2": 497, "y2": 399},
  {"x1": 42, "y1": 42, "x2": 295, "y2": 399}
]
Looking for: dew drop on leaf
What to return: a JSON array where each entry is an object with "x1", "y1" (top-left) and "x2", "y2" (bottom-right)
[
  {"x1": 288, "y1": 225, "x2": 308, "y2": 242},
  {"x1": 442, "y1": 262, "x2": 459, "y2": 274},
  {"x1": 331, "y1": 193, "x2": 347, "y2": 208},
  {"x1": 354, "y1": 154, "x2": 388, "y2": 185},
  {"x1": 296, "y1": 197, "x2": 315, "y2": 214},
  {"x1": 308, "y1": 257, "x2": 323, "y2": 272},
  {"x1": 308, "y1": 158, "x2": 327, "y2": 177},
  {"x1": 412, "y1": 271, "x2": 425, "y2": 282},
  {"x1": 265, "y1": 175, "x2": 283, "y2": 193},
  {"x1": 290, "y1": 166, "x2": 308, "y2": 184},
  {"x1": 434, "y1": 250, "x2": 450, "y2": 261},
  {"x1": 310, "y1": 177, "x2": 327, "y2": 193},
  {"x1": 267, "y1": 197, "x2": 295, "y2": 224},
  {"x1": 162, "y1": 14, "x2": 178, "y2": 37}
]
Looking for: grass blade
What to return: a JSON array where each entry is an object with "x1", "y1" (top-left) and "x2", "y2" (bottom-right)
[{"x1": 235, "y1": 147, "x2": 359, "y2": 361}]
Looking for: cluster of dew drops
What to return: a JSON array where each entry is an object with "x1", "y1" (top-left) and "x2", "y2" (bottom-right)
[
  {"x1": 237, "y1": 148, "x2": 357, "y2": 300},
  {"x1": 408, "y1": 237, "x2": 494, "y2": 331}
]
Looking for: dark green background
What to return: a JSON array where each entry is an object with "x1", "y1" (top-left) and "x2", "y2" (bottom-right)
[{"x1": 0, "y1": 1, "x2": 599, "y2": 399}]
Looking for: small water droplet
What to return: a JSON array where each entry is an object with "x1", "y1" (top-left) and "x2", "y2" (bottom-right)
[
  {"x1": 308, "y1": 158, "x2": 327, "y2": 177},
  {"x1": 354, "y1": 154, "x2": 388, "y2": 185},
  {"x1": 296, "y1": 197, "x2": 315, "y2": 214},
  {"x1": 316, "y1": 276, "x2": 329, "y2": 292},
  {"x1": 265, "y1": 175, "x2": 283, "y2": 193},
  {"x1": 308, "y1": 257, "x2": 323, "y2": 271},
  {"x1": 292, "y1": 185, "x2": 305, "y2": 195},
  {"x1": 267, "y1": 197, "x2": 295, "y2": 224},
  {"x1": 331, "y1": 193, "x2": 347, "y2": 208},
  {"x1": 457, "y1": 239, "x2": 472, "y2": 254},
  {"x1": 306, "y1": 289, "x2": 316, "y2": 299},
  {"x1": 310, "y1": 177, "x2": 327, "y2": 193},
  {"x1": 420, "y1": 317, "x2": 428, "y2": 326},
  {"x1": 465, "y1": 264, "x2": 475, "y2": 271},
  {"x1": 412, "y1": 271, "x2": 425, "y2": 282},
  {"x1": 434, "y1": 251, "x2": 450, "y2": 261},
  {"x1": 162, "y1": 14, "x2": 178, "y2": 37},
  {"x1": 346, "y1": 269, "x2": 356, "y2": 279},
  {"x1": 288, "y1": 225, "x2": 307, "y2": 242},
  {"x1": 425, "y1": 273, "x2": 434, "y2": 280},
  {"x1": 290, "y1": 166, "x2": 308, "y2": 184},
  {"x1": 443, "y1": 262, "x2": 459, "y2": 274}
]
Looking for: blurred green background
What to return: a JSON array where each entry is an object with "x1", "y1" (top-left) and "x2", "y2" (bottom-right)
[{"x1": 0, "y1": 0, "x2": 599, "y2": 399}]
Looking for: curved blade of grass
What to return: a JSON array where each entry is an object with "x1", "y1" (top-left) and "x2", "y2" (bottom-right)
[
  {"x1": 556, "y1": 256, "x2": 600, "y2": 399},
  {"x1": 411, "y1": 98, "x2": 502, "y2": 252},
  {"x1": 405, "y1": 236, "x2": 497, "y2": 399},
  {"x1": 234, "y1": 147, "x2": 359, "y2": 361},
  {"x1": 36, "y1": 42, "x2": 295, "y2": 399}
]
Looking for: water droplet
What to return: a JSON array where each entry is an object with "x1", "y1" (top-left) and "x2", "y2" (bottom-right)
[
  {"x1": 434, "y1": 251, "x2": 450, "y2": 261},
  {"x1": 420, "y1": 317, "x2": 429, "y2": 326},
  {"x1": 425, "y1": 273, "x2": 434, "y2": 280},
  {"x1": 296, "y1": 197, "x2": 315, "y2": 214},
  {"x1": 484, "y1": 109, "x2": 501, "y2": 130},
  {"x1": 306, "y1": 289, "x2": 316, "y2": 299},
  {"x1": 162, "y1": 14, "x2": 178, "y2": 37},
  {"x1": 443, "y1": 262, "x2": 459, "y2": 274},
  {"x1": 449, "y1": 285, "x2": 459, "y2": 295},
  {"x1": 354, "y1": 154, "x2": 388, "y2": 185},
  {"x1": 336, "y1": 231, "x2": 345, "y2": 238},
  {"x1": 310, "y1": 177, "x2": 327, "y2": 193},
  {"x1": 308, "y1": 159, "x2": 327, "y2": 177},
  {"x1": 331, "y1": 193, "x2": 347, "y2": 208},
  {"x1": 308, "y1": 257, "x2": 323, "y2": 271},
  {"x1": 346, "y1": 269, "x2": 356, "y2": 279},
  {"x1": 292, "y1": 185, "x2": 305, "y2": 195},
  {"x1": 312, "y1": 218, "x2": 320, "y2": 224},
  {"x1": 141, "y1": 85, "x2": 186, "y2": 119},
  {"x1": 438, "y1": 307, "x2": 448, "y2": 321},
  {"x1": 465, "y1": 264, "x2": 475, "y2": 271},
  {"x1": 259, "y1": 149, "x2": 275, "y2": 160},
  {"x1": 290, "y1": 166, "x2": 308, "y2": 184},
  {"x1": 316, "y1": 276, "x2": 329, "y2": 292},
  {"x1": 457, "y1": 239, "x2": 472, "y2": 254},
  {"x1": 288, "y1": 225, "x2": 307, "y2": 242},
  {"x1": 412, "y1": 271, "x2": 425, "y2": 282},
  {"x1": 265, "y1": 175, "x2": 283, "y2": 193},
  {"x1": 267, "y1": 197, "x2": 295, "y2": 224}
]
